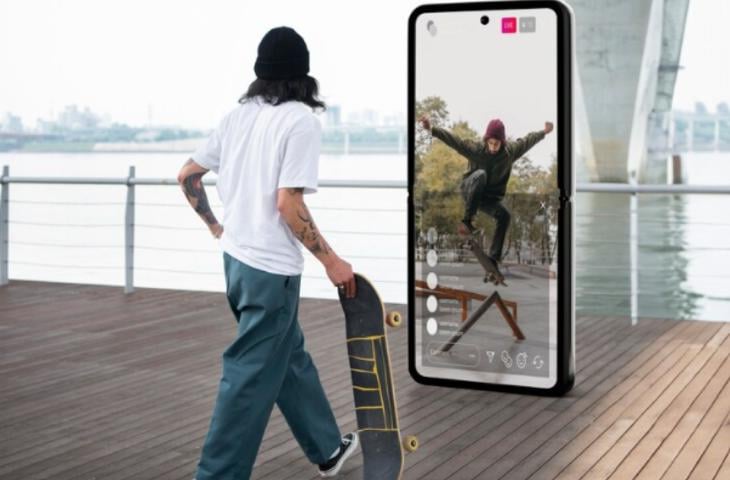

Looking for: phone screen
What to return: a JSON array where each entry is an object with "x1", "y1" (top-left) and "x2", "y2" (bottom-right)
[{"x1": 412, "y1": 6, "x2": 561, "y2": 389}]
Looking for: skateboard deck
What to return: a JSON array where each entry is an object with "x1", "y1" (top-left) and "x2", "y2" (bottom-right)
[
  {"x1": 338, "y1": 273, "x2": 404, "y2": 480},
  {"x1": 469, "y1": 238, "x2": 507, "y2": 286},
  {"x1": 459, "y1": 228, "x2": 507, "y2": 286}
]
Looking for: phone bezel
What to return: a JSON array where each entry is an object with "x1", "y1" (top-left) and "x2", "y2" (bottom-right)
[{"x1": 407, "y1": 0, "x2": 575, "y2": 396}]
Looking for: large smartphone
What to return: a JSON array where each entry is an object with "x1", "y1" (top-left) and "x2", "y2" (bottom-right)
[{"x1": 408, "y1": 1, "x2": 574, "y2": 395}]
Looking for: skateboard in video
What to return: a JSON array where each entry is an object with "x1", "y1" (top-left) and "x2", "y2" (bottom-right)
[{"x1": 458, "y1": 226, "x2": 507, "y2": 286}]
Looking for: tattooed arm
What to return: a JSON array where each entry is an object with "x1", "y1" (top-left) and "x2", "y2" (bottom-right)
[
  {"x1": 177, "y1": 158, "x2": 223, "y2": 238},
  {"x1": 277, "y1": 187, "x2": 356, "y2": 297}
]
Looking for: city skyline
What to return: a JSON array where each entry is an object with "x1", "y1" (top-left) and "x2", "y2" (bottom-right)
[
  {"x1": 3, "y1": 97, "x2": 728, "y2": 136},
  {"x1": 1, "y1": 0, "x2": 417, "y2": 131},
  {"x1": 0, "y1": 101, "x2": 408, "y2": 153},
  {"x1": 0, "y1": 102, "x2": 406, "y2": 135},
  {"x1": 1, "y1": 0, "x2": 728, "y2": 131}
]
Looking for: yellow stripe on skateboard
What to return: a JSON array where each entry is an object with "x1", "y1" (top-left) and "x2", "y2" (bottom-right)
[
  {"x1": 350, "y1": 367, "x2": 376, "y2": 374},
  {"x1": 353, "y1": 386, "x2": 379, "y2": 391},
  {"x1": 347, "y1": 335, "x2": 385, "y2": 342},
  {"x1": 349, "y1": 354, "x2": 375, "y2": 361}
]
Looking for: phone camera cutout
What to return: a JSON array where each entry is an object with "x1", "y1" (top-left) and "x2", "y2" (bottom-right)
[{"x1": 480, "y1": 15, "x2": 490, "y2": 25}]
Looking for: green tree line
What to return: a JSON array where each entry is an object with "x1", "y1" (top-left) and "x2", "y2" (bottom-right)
[{"x1": 415, "y1": 96, "x2": 558, "y2": 265}]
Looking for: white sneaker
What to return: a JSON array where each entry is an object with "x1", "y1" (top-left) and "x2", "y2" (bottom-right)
[{"x1": 317, "y1": 432, "x2": 359, "y2": 477}]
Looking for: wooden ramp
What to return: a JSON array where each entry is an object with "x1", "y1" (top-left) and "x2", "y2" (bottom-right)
[{"x1": 0, "y1": 280, "x2": 728, "y2": 480}]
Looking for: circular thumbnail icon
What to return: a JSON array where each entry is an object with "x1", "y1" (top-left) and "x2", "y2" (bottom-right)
[
  {"x1": 426, "y1": 317, "x2": 438, "y2": 336},
  {"x1": 426, "y1": 249, "x2": 438, "y2": 267},
  {"x1": 426, "y1": 295, "x2": 438, "y2": 313},
  {"x1": 426, "y1": 227, "x2": 438, "y2": 245},
  {"x1": 426, "y1": 272, "x2": 438, "y2": 290}
]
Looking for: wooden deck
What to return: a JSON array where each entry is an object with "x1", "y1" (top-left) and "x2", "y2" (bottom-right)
[{"x1": 1, "y1": 280, "x2": 728, "y2": 480}]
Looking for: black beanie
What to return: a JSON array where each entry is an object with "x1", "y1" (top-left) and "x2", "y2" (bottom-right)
[{"x1": 254, "y1": 26, "x2": 310, "y2": 80}]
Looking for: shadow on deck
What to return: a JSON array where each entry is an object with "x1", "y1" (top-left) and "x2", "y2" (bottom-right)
[{"x1": 0, "y1": 280, "x2": 728, "y2": 480}]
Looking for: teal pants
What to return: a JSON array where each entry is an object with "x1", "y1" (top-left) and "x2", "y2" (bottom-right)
[{"x1": 195, "y1": 252, "x2": 342, "y2": 480}]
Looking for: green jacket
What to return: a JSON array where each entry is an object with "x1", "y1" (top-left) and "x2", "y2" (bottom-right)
[{"x1": 431, "y1": 126, "x2": 546, "y2": 198}]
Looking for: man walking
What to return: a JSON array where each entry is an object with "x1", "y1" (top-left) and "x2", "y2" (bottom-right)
[
  {"x1": 419, "y1": 115, "x2": 553, "y2": 274},
  {"x1": 178, "y1": 26, "x2": 359, "y2": 480}
]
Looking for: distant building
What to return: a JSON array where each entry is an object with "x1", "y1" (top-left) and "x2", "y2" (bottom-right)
[
  {"x1": 325, "y1": 105, "x2": 341, "y2": 127},
  {"x1": 58, "y1": 105, "x2": 100, "y2": 130},
  {"x1": 362, "y1": 109, "x2": 379, "y2": 126},
  {"x1": 1, "y1": 113, "x2": 24, "y2": 133},
  {"x1": 35, "y1": 118, "x2": 60, "y2": 134},
  {"x1": 346, "y1": 109, "x2": 379, "y2": 126},
  {"x1": 383, "y1": 112, "x2": 406, "y2": 127}
]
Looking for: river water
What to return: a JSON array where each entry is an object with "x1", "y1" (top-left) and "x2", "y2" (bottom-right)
[{"x1": 1, "y1": 151, "x2": 728, "y2": 321}]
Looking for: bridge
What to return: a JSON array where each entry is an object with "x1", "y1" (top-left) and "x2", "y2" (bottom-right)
[
  {"x1": 574, "y1": 0, "x2": 692, "y2": 184},
  {"x1": 0, "y1": 132, "x2": 61, "y2": 142},
  {"x1": 0, "y1": 132, "x2": 62, "y2": 152}
]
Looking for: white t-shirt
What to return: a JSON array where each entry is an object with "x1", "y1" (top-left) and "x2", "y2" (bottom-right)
[{"x1": 191, "y1": 96, "x2": 320, "y2": 276}]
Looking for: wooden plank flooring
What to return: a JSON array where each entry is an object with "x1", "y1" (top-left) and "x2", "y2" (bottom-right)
[{"x1": 0, "y1": 280, "x2": 728, "y2": 480}]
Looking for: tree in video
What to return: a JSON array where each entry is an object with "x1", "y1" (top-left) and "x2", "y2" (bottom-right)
[{"x1": 415, "y1": 95, "x2": 558, "y2": 274}]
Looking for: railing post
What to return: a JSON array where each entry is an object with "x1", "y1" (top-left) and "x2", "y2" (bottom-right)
[
  {"x1": 714, "y1": 117, "x2": 720, "y2": 152},
  {"x1": 0, "y1": 165, "x2": 8, "y2": 286},
  {"x1": 124, "y1": 166, "x2": 135, "y2": 294},
  {"x1": 687, "y1": 119, "x2": 694, "y2": 151},
  {"x1": 668, "y1": 111, "x2": 675, "y2": 155},
  {"x1": 629, "y1": 173, "x2": 638, "y2": 326}
]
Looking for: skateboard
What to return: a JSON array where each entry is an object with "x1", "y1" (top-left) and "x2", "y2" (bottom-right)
[
  {"x1": 338, "y1": 274, "x2": 418, "y2": 480},
  {"x1": 459, "y1": 228, "x2": 507, "y2": 286}
]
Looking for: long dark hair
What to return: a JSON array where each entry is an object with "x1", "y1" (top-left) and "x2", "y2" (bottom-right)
[{"x1": 238, "y1": 75, "x2": 326, "y2": 111}]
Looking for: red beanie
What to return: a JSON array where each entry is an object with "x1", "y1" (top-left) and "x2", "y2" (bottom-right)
[{"x1": 484, "y1": 119, "x2": 506, "y2": 142}]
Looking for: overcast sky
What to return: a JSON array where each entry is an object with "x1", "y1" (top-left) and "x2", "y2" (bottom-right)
[
  {"x1": 0, "y1": 0, "x2": 726, "y2": 130},
  {"x1": 0, "y1": 0, "x2": 422, "y2": 129},
  {"x1": 672, "y1": 0, "x2": 730, "y2": 111}
]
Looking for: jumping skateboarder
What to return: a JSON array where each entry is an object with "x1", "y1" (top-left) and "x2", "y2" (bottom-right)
[
  {"x1": 418, "y1": 115, "x2": 553, "y2": 277},
  {"x1": 178, "y1": 27, "x2": 359, "y2": 480}
]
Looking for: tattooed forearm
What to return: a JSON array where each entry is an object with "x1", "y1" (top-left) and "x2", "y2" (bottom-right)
[
  {"x1": 293, "y1": 204, "x2": 331, "y2": 256},
  {"x1": 181, "y1": 171, "x2": 220, "y2": 227},
  {"x1": 279, "y1": 188, "x2": 335, "y2": 262}
]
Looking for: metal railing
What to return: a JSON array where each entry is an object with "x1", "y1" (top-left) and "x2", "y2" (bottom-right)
[
  {"x1": 576, "y1": 182, "x2": 730, "y2": 325},
  {"x1": 2, "y1": 163, "x2": 729, "y2": 323},
  {"x1": 0, "y1": 165, "x2": 406, "y2": 294}
]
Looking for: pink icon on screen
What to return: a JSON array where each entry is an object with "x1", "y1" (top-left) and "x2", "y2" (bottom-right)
[{"x1": 502, "y1": 17, "x2": 517, "y2": 33}]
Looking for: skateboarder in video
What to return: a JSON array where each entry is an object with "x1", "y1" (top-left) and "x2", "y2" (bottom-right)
[
  {"x1": 178, "y1": 27, "x2": 359, "y2": 480},
  {"x1": 418, "y1": 115, "x2": 553, "y2": 278}
]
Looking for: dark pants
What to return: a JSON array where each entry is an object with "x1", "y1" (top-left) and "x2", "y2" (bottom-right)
[
  {"x1": 460, "y1": 170, "x2": 511, "y2": 262},
  {"x1": 195, "y1": 252, "x2": 342, "y2": 480}
]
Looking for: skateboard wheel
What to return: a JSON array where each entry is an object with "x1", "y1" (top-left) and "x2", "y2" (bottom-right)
[
  {"x1": 386, "y1": 311, "x2": 402, "y2": 328},
  {"x1": 403, "y1": 435, "x2": 419, "y2": 452}
]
